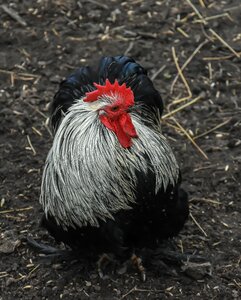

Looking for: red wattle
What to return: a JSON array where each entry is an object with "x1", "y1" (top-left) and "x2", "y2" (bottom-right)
[
  {"x1": 100, "y1": 114, "x2": 137, "y2": 148},
  {"x1": 115, "y1": 122, "x2": 132, "y2": 148},
  {"x1": 119, "y1": 114, "x2": 138, "y2": 138},
  {"x1": 99, "y1": 115, "x2": 115, "y2": 132}
]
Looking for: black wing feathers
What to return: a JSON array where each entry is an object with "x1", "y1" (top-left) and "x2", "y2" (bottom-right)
[
  {"x1": 51, "y1": 66, "x2": 96, "y2": 130},
  {"x1": 51, "y1": 56, "x2": 163, "y2": 130}
]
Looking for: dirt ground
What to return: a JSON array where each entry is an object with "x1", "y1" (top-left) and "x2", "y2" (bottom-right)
[{"x1": 0, "y1": 0, "x2": 241, "y2": 299}]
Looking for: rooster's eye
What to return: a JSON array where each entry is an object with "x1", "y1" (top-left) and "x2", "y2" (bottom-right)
[{"x1": 110, "y1": 105, "x2": 119, "y2": 112}]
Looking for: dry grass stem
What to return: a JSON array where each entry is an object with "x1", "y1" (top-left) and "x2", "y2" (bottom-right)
[
  {"x1": 171, "y1": 40, "x2": 208, "y2": 94},
  {"x1": 194, "y1": 118, "x2": 232, "y2": 140},
  {"x1": 178, "y1": 239, "x2": 184, "y2": 253},
  {"x1": 233, "y1": 279, "x2": 241, "y2": 289},
  {"x1": 44, "y1": 122, "x2": 53, "y2": 138},
  {"x1": 208, "y1": 62, "x2": 213, "y2": 80},
  {"x1": 26, "y1": 135, "x2": 36, "y2": 156},
  {"x1": 121, "y1": 286, "x2": 159, "y2": 299},
  {"x1": 18, "y1": 72, "x2": 40, "y2": 78},
  {"x1": 0, "y1": 207, "x2": 33, "y2": 214},
  {"x1": 162, "y1": 120, "x2": 181, "y2": 132},
  {"x1": 170, "y1": 96, "x2": 192, "y2": 106},
  {"x1": 24, "y1": 102, "x2": 48, "y2": 119},
  {"x1": 220, "y1": 221, "x2": 229, "y2": 228},
  {"x1": 190, "y1": 212, "x2": 208, "y2": 237},
  {"x1": 0, "y1": 272, "x2": 8, "y2": 275},
  {"x1": 171, "y1": 47, "x2": 192, "y2": 99},
  {"x1": 32, "y1": 126, "x2": 43, "y2": 137},
  {"x1": 185, "y1": 0, "x2": 207, "y2": 23},
  {"x1": 162, "y1": 96, "x2": 203, "y2": 119},
  {"x1": 189, "y1": 198, "x2": 221, "y2": 205},
  {"x1": 28, "y1": 265, "x2": 40, "y2": 276},
  {"x1": 235, "y1": 257, "x2": 241, "y2": 269},
  {"x1": 198, "y1": 0, "x2": 206, "y2": 7},
  {"x1": 1, "y1": 4, "x2": 27, "y2": 26},
  {"x1": 124, "y1": 41, "x2": 134, "y2": 56},
  {"x1": 172, "y1": 117, "x2": 208, "y2": 160},
  {"x1": 85, "y1": 0, "x2": 108, "y2": 9},
  {"x1": 0, "y1": 69, "x2": 40, "y2": 78},
  {"x1": 223, "y1": 4, "x2": 241, "y2": 12},
  {"x1": 209, "y1": 29, "x2": 240, "y2": 58},
  {"x1": 0, "y1": 69, "x2": 40, "y2": 86},
  {"x1": 193, "y1": 164, "x2": 217, "y2": 172},
  {"x1": 151, "y1": 65, "x2": 166, "y2": 81},
  {"x1": 193, "y1": 13, "x2": 233, "y2": 23},
  {"x1": 177, "y1": 27, "x2": 189, "y2": 38},
  {"x1": 52, "y1": 28, "x2": 60, "y2": 37},
  {"x1": 202, "y1": 52, "x2": 241, "y2": 60}
]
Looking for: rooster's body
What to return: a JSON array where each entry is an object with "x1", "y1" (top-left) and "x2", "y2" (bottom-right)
[{"x1": 39, "y1": 56, "x2": 189, "y2": 265}]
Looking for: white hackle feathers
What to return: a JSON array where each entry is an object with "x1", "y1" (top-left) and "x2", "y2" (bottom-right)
[{"x1": 40, "y1": 97, "x2": 179, "y2": 229}]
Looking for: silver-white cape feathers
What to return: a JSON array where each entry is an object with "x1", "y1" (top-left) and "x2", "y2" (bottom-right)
[{"x1": 40, "y1": 98, "x2": 179, "y2": 228}]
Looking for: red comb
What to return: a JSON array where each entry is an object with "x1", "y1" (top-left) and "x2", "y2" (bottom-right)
[{"x1": 84, "y1": 79, "x2": 134, "y2": 107}]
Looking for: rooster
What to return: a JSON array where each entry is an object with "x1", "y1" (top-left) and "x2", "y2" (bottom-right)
[{"x1": 32, "y1": 56, "x2": 189, "y2": 280}]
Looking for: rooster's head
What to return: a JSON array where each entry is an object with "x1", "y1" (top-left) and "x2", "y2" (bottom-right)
[{"x1": 84, "y1": 79, "x2": 138, "y2": 148}]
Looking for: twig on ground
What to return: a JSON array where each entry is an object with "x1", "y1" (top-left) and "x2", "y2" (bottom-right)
[
  {"x1": 190, "y1": 212, "x2": 208, "y2": 237},
  {"x1": 193, "y1": 12, "x2": 233, "y2": 23},
  {"x1": 178, "y1": 239, "x2": 184, "y2": 254},
  {"x1": 171, "y1": 47, "x2": 192, "y2": 101},
  {"x1": 209, "y1": 29, "x2": 240, "y2": 58},
  {"x1": 85, "y1": 0, "x2": 108, "y2": 9},
  {"x1": 177, "y1": 27, "x2": 189, "y2": 38},
  {"x1": 202, "y1": 52, "x2": 241, "y2": 60},
  {"x1": 171, "y1": 117, "x2": 208, "y2": 160},
  {"x1": 185, "y1": 0, "x2": 207, "y2": 24},
  {"x1": 24, "y1": 102, "x2": 48, "y2": 120},
  {"x1": 0, "y1": 69, "x2": 40, "y2": 85},
  {"x1": 189, "y1": 198, "x2": 221, "y2": 206},
  {"x1": 32, "y1": 127, "x2": 43, "y2": 137},
  {"x1": 170, "y1": 40, "x2": 208, "y2": 94},
  {"x1": 0, "y1": 207, "x2": 33, "y2": 214},
  {"x1": 223, "y1": 4, "x2": 241, "y2": 12},
  {"x1": 233, "y1": 279, "x2": 241, "y2": 289},
  {"x1": 121, "y1": 286, "x2": 161, "y2": 299},
  {"x1": 1, "y1": 4, "x2": 27, "y2": 26},
  {"x1": 26, "y1": 135, "x2": 36, "y2": 156},
  {"x1": 151, "y1": 65, "x2": 166, "y2": 81},
  {"x1": 162, "y1": 120, "x2": 181, "y2": 132},
  {"x1": 207, "y1": 62, "x2": 213, "y2": 81},
  {"x1": 124, "y1": 41, "x2": 134, "y2": 56},
  {"x1": 193, "y1": 164, "x2": 217, "y2": 172},
  {"x1": 198, "y1": 0, "x2": 206, "y2": 8},
  {"x1": 194, "y1": 118, "x2": 232, "y2": 140},
  {"x1": 44, "y1": 121, "x2": 53, "y2": 138},
  {"x1": 162, "y1": 95, "x2": 203, "y2": 119},
  {"x1": 27, "y1": 264, "x2": 40, "y2": 277}
]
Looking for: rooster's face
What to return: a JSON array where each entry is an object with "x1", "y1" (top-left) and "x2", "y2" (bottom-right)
[{"x1": 84, "y1": 79, "x2": 138, "y2": 148}]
